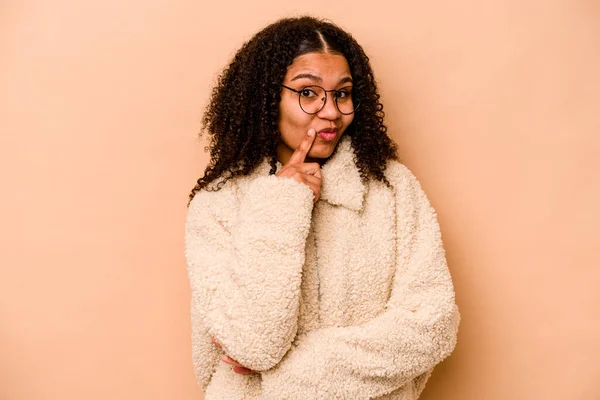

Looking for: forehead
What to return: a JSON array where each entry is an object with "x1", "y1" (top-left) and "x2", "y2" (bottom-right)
[{"x1": 285, "y1": 52, "x2": 351, "y2": 81}]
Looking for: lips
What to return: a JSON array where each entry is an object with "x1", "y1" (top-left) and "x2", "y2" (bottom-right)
[
  {"x1": 318, "y1": 128, "x2": 338, "y2": 142},
  {"x1": 318, "y1": 128, "x2": 339, "y2": 134},
  {"x1": 317, "y1": 128, "x2": 338, "y2": 142}
]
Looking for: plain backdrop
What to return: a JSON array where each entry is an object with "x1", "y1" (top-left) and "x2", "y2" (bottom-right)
[{"x1": 1, "y1": 1, "x2": 599, "y2": 399}]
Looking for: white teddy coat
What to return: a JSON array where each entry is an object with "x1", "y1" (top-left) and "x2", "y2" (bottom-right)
[{"x1": 185, "y1": 135, "x2": 460, "y2": 399}]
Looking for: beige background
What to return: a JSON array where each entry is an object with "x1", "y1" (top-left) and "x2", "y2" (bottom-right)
[{"x1": 1, "y1": 0, "x2": 599, "y2": 399}]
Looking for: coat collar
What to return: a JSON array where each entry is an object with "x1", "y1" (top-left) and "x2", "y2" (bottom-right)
[
  {"x1": 251, "y1": 135, "x2": 367, "y2": 211},
  {"x1": 315, "y1": 135, "x2": 367, "y2": 211}
]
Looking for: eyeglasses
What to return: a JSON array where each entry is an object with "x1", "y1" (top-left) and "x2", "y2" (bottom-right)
[{"x1": 281, "y1": 85, "x2": 359, "y2": 115}]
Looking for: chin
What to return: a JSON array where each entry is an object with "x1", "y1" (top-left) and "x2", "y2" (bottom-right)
[{"x1": 308, "y1": 149, "x2": 335, "y2": 160}]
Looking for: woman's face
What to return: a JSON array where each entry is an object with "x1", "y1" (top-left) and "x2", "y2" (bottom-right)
[{"x1": 277, "y1": 52, "x2": 355, "y2": 165}]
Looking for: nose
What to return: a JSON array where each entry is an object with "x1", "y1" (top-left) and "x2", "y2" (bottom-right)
[{"x1": 317, "y1": 92, "x2": 341, "y2": 120}]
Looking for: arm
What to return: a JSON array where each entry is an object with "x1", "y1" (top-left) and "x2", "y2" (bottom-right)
[
  {"x1": 260, "y1": 163, "x2": 460, "y2": 399},
  {"x1": 187, "y1": 284, "x2": 221, "y2": 391},
  {"x1": 185, "y1": 174, "x2": 314, "y2": 375}
]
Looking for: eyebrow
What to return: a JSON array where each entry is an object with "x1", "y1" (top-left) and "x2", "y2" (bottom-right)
[{"x1": 290, "y1": 74, "x2": 353, "y2": 85}]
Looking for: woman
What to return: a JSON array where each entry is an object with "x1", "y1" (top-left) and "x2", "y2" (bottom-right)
[{"x1": 185, "y1": 16, "x2": 460, "y2": 400}]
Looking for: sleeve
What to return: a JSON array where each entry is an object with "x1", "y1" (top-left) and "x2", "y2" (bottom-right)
[
  {"x1": 187, "y1": 281, "x2": 221, "y2": 392},
  {"x1": 260, "y1": 163, "x2": 460, "y2": 400},
  {"x1": 184, "y1": 174, "x2": 315, "y2": 376}
]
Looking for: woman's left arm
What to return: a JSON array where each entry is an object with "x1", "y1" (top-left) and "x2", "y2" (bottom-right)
[{"x1": 260, "y1": 163, "x2": 461, "y2": 400}]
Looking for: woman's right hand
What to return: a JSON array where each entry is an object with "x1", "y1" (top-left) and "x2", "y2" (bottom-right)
[{"x1": 275, "y1": 128, "x2": 322, "y2": 202}]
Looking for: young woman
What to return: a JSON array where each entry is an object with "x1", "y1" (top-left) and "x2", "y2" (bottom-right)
[{"x1": 185, "y1": 16, "x2": 460, "y2": 400}]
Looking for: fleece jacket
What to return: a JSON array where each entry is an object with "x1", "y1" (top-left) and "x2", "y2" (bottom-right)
[{"x1": 184, "y1": 135, "x2": 460, "y2": 399}]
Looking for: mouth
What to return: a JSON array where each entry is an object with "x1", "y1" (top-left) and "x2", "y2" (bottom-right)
[{"x1": 317, "y1": 128, "x2": 339, "y2": 142}]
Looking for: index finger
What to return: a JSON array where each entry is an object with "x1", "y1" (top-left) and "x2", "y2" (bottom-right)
[{"x1": 287, "y1": 129, "x2": 316, "y2": 165}]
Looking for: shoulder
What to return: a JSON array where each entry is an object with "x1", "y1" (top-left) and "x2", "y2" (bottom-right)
[
  {"x1": 383, "y1": 159, "x2": 436, "y2": 213},
  {"x1": 186, "y1": 177, "x2": 241, "y2": 229},
  {"x1": 188, "y1": 158, "x2": 272, "y2": 212},
  {"x1": 187, "y1": 160, "x2": 309, "y2": 224},
  {"x1": 384, "y1": 159, "x2": 424, "y2": 194},
  {"x1": 189, "y1": 176, "x2": 239, "y2": 205}
]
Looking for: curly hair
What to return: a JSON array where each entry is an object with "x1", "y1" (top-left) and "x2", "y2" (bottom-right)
[{"x1": 188, "y1": 16, "x2": 398, "y2": 206}]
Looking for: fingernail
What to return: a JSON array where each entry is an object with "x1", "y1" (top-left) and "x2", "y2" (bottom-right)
[
  {"x1": 308, "y1": 129, "x2": 315, "y2": 136},
  {"x1": 221, "y1": 355, "x2": 228, "y2": 362}
]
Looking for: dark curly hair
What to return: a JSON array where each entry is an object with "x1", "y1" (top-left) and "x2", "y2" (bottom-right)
[{"x1": 188, "y1": 16, "x2": 398, "y2": 206}]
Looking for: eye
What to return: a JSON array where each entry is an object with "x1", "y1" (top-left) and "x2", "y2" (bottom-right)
[
  {"x1": 299, "y1": 88, "x2": 318, "y2": 98},
  {"x1": 335, "y1": 88, "x2": 352, "y2": 99}
]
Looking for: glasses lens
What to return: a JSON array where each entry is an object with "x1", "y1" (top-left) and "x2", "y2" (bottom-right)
[
  {"x1": 335, "y1": 87, "x2": 356, "y2": 115},
  {"x1": 299, "y1": 86, "x2": 326, "y2": 114}
]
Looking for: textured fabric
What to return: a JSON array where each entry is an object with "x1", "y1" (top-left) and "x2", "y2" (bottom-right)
[{"x1": 185, "y1": 135, "x2": 460, "y2": 399}]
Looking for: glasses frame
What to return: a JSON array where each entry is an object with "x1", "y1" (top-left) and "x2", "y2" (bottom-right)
[{"x1": 281, "y1": 84, "x2": 359, "y2": 115}]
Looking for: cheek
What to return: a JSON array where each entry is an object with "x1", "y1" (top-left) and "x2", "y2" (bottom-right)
[
  {"x1": 342, "y1": 114, "x2": 355, "y2": 130},
  {"x1": 278, "y1": 102, "x2": 312, "y2": 142}
]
